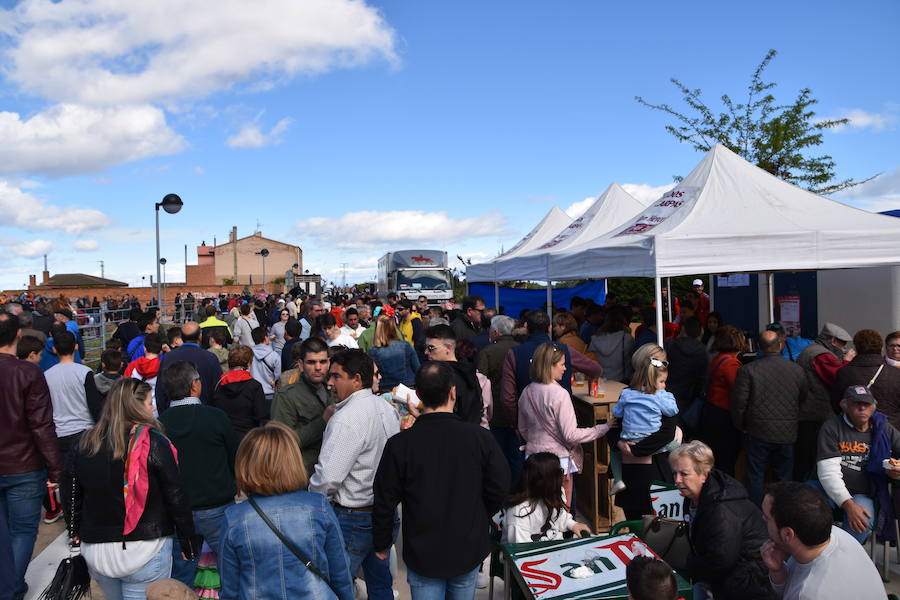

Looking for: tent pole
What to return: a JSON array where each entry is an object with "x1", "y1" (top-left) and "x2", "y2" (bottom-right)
[
  {"x1": 766, "y1": 272, "x2": 775, "y2": 324},
  {"x1": 546, "y1": 281, "x2": 553, "y2": 322},
  {"x1": 654, "y1": 276, "x2": 664, "y2": 347},
  {"x1": 494, "y1": 282, "x2": 500, "y2": 312},
  {"x1": 708, "y1": 274, "x2": 715, "y2": 312},
  {"x1": 665, "y1": 277, "x2": 672, "y2": 322}
]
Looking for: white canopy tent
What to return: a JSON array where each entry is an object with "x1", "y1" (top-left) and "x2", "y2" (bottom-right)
[
  {"x1": 484, "y1": 183, "x2": 647, "y2": 282},
  {"x1": 547, "y1": 144, "x2": 900, "y2": 343},
  {"x1": 465, "y1": 206, "x2": 571, "y2": 309}
]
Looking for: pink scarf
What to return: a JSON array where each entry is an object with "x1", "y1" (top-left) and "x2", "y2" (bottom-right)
[{"x1": 123, "y1": 424, "x2": 178, "y2": 535}]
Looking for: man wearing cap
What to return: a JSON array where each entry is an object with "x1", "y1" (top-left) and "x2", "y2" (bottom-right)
[
  {"x1": 812, "y1": 385, "x2": 900, "y2": 543},
  {"x1": 793, "y1": 322, "x2": 856, "y2": 481},
  {"x1": 691, "y1": 279, "x2": 710, "y2": 326}
]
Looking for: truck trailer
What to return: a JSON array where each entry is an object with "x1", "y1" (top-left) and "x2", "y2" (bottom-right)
[{"x1": 377, "y1": 250, "x2": 452, "y2": 305}]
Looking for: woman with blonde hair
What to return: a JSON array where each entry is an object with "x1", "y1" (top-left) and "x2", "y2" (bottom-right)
[
  {"x1": 517, "y1": 343, "x2": 613, "y2": 507},
  {"x1": 367, "y1": 314, "x2": 420, "y2": 392},
  {"x1": 69, "y1": 377, "x2": 197, "y2": 599},
  {"x1": 218, "y1": 422, "x2": 354, "y2": 600},
  {"x1": 669, "y1": 441, "x2": 773, "y2": 600}
]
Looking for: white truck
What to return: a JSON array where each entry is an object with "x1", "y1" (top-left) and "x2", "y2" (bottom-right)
[{"x1": 377, "y1": 250, "x2": 453, "y2": 305}]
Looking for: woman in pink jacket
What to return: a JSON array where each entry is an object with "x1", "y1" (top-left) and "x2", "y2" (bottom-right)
[{"x1": 518, "y1": 343, "x2": 613, "y2": 507}]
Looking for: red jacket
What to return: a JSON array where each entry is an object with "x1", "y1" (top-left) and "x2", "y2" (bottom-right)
[{"x1": 706, "y1": 353, "x2": 741, "y2": 410}]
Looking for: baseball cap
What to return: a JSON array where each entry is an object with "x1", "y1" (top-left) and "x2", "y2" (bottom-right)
[
  {"x1": 692, "y1": 279, "x2": 703, "y2": 286},
  {"x1": 843, "y1": 385, "x2": 876, "y2": 405}
]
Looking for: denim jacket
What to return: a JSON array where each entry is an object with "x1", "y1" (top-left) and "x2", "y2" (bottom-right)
[
  {"x1": 218, "y1": 491, "x2": 354, "y2": 600},
  {"x1": 367, "y1": 340, "x2": 420, "y2": 389}
]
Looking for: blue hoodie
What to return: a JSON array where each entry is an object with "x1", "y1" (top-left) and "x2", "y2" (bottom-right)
[{"x1": 613, "y1": 388, "x2": 679, "y2": 440}]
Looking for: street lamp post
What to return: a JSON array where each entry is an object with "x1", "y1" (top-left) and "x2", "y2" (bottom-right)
[
  {"x1": 256, "y1": 248, "x2": 269, "y2": 294},
  {"x1": 159, "y1": 258, "x2": 167, "y2": 315},
  {"x1": 155, "y1": 194, "x2": 183, "y2": 319}
]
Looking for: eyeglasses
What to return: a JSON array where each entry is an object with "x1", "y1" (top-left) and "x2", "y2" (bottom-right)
[
  {"x1": 887, "y1": 344, "x2": 900, "y2": 350},
  {"x1": 649, "y1": 358, "x2": 669, "y2": 368},
  {"x1": 426, "y1": 344, "x2": 439, "y2": 352},
  {"x1": 471, "y1": 307, "x2": 484, "y2": 312}
]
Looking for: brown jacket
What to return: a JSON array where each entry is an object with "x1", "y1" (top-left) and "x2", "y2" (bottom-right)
[
  {"x1": 0, "y1": 353, "x2": 62, "y2": 482},
  {"x1": 558, "y1": 331, "x2": 597, "y2": 362}
]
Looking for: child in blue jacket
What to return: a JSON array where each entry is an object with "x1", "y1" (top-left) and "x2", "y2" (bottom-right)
[{"x1": 609, "y1": 352, "x2": 680, "y2": 494}]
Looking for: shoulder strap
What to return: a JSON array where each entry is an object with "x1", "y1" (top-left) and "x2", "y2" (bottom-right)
[
  {"x1": 247, "y1": 497, "x2": 339, "y2": 596},
  {"x1": 869, "y1": 364, "x2": 885, "y2": 388}
]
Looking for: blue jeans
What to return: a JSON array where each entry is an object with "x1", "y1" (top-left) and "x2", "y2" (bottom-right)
[
  {"x1": 0, "y1": 469, "x2": 46, "y2": 599},
  {"x1": 90, "y1": 537, "x2": 173, "y2": 600},
  {"x1": 170, "y1": 502, "x2": 232, "y2": 586},
  {"x1": 334, "y1": 506, "x2": 399, "y2": 600},
  {"x1": 806, "y1": 480, "x2": 875, "y2": 543},
  {"x1": 407, "y1": 565, "x2": 479, "y2": 600},
  {"x1": 490, "y1": 426, "x2": 524, "y2": 490},
  {"x1": 744, "y1": 436, "x2": 794, "y2": 506}
]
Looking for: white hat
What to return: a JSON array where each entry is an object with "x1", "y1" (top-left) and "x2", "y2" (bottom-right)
[{"x1": 692, "y1": 279, "x2": 703, "y2": 286}]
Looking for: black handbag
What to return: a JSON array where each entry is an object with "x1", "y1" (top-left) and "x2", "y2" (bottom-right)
[
  {"x1": 640, "y1": 514, "x2": 692, "y2": 571},
  {"x1": 38, "y1": 476, "x2": 91, "y2": 600},
  {"x1": 248, "y1": 497, "x2": 341, "y2": 597}
]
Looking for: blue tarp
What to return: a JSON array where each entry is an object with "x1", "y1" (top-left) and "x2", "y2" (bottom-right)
[{"x1": 469, "y1": 280, "x2": 606, "y2": 319}]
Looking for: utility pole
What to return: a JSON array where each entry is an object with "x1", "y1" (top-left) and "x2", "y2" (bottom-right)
[
  {"x1": 98, "y1": 260, "x2": 104, "y2": 278},
  {"x1": 340, "y1": 263, "x2": 348, "y2": 288}
]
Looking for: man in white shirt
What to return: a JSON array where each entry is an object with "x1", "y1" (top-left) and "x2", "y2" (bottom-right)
[
  {"x1": 761, "y1": 481, "x2": 884, "y2": 599},
  {"x1": 340, "y1": 307, "x2": 365, "y2": 341},
  {"x1": 309, "y1": 349, "x2": 399, "y2": 600}
]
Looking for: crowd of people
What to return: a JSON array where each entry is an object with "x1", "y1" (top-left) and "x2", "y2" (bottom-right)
[{"x1": 1, "y1": 282, "x2": 899, "y2": 600}]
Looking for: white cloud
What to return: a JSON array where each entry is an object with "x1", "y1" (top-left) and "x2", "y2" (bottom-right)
[
  {"x1": 4, "y1": 0, "x2": 397, "y2": 106},
  {"x1": 73, "y1": 239, "x2": 99, "y2": 251},
  {"x1": 0, "y1": 104, "x2": 185, "y2": 176},
  {"x1": 818, "y1": 108, "x2": 896, "y2": 133},
  {"x1": 0, "y1": 239, "x2": 55, "y2": 257},
  {"x1": 835, "y1": 165, "x2": 900, "y2": 213},
  {"x1": 565, "y1": 197, "x2": 595, "y2": 219},
  {"x1": 226, "y1": 117, "x2": 292, "y2": 148},
  {"x1": 620, "y1": 183, "x2": 676, "y2": 205},
  {"x1": 292, "y1": 210, "x2": 506, "y2": 249},
  {"x1": 0, "y1": 180, "x2": 111, "y2": 233},
  {"x1": 567, "y1": 183, "x2": 674, "y2": 217}
]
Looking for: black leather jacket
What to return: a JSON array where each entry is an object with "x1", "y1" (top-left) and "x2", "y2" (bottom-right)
[{"x1": 69, "y1": 428, "x2": 197, "y2": 556}]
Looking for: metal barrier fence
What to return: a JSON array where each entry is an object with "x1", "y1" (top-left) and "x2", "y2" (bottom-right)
[{"x1": 74, "y1": 302, "x2": 195, "y2": 368}]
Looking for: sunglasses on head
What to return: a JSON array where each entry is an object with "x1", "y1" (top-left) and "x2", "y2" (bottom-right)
[{"x1": 649, "y1": 358, "x2": 669, "y2": 368}]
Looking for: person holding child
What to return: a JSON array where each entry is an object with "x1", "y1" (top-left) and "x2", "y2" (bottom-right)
[
  {"x1": 613, "y1": 344, "x2": 680, "y2": 519},
  {"x1": 517, "y1": 343, "x2": 613, "y2": 507}
]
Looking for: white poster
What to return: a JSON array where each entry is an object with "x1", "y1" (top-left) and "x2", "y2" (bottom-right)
[
  {"x1": 512, "y1": 534, "x2": 655, "y2": 599},
  {"x1": 613, "y1": 188, "x2": 697, "y2": 237},
  {"x1": 649, "y1": 483, "x2": 687, "y2": 521},
  {"x1": 716, "y1": 274, "x2": 750, "y2": 288}
]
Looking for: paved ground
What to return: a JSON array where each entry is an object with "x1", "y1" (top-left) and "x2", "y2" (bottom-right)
[{"x1": 26, "y1": 513, "x2": 900, "y2": 599}]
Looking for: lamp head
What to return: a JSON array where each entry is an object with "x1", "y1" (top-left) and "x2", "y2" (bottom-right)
[
  {"x1": 260, "y1": 248, "x2": 270, "y2": 257},
  {"x1": 159, "y1": 193, "x2": 183, "y2": 215},
  {"x1": 159, "y1": 258, "x2": 167, "y2": 265}
]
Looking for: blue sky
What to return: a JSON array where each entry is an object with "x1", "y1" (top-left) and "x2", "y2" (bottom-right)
[{"x1": 1, "y1": 0, "x2": 898, "y2": 291}]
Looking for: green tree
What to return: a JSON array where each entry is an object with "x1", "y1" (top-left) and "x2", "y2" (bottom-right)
[{"x1": 636, "y1": 49, "x2": 872, "y2": 195}]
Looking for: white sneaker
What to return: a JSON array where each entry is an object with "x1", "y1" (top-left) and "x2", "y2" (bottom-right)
[
  {"x1": 610, "y1": 480, "x2": 627, "y2": 496},
  {"x1": 477, "y1": 571, "x2": 489, "y2": 589}
]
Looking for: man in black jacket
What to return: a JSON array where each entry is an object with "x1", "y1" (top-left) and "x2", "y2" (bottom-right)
[
  {"x1": 373, "y1": 361, "x2": 509, "y2": 597},
  {"x1": 731, "y1": 330, "x2": 808, "y2": 506},
  {"x1": 424, "y1": 324, "x2": 483, "y2": 424},
  {"x1": 155, "y1": 322, "x2": 223, "y2": 413}
]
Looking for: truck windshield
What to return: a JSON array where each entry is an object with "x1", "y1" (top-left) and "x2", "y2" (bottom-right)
[{"x1": 397, "y1": 270, "x2": 451, "y2": 290}]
